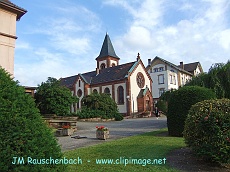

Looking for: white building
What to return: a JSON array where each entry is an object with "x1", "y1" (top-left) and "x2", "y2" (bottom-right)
[{"x1": 146, "y1": 56, "x2": 203, "y2": 101}]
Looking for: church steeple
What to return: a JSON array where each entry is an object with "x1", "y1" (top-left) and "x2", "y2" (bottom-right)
[
  {"x1": 96, "y1": 34, "x2": 120, "y2": 70},
  {"x1": 96, "y1": 33, "x2": 119, "y2": 60}
]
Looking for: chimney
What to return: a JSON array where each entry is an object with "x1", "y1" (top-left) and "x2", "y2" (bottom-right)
[
  {"x1": 180, "y1": 62, "x2": 184, "y2": 69},
  {"x1": 96, "y1": 68, "x2": 99, "y2": 75},
  {"x1": 148, "y1": 59, "x2": 151, "y2": 66}
]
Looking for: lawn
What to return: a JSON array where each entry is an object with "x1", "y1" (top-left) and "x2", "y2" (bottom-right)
[{"x1": 64, "y1": 128, "x2": 186, "y2": 172}]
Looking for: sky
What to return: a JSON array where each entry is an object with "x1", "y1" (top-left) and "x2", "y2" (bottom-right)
[{"x1": 13, "y1": 0, "x2": 230, "y2": 86}]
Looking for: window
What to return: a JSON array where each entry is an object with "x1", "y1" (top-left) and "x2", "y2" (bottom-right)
[
  {"x1": 159, "y1": 67, "x2": 164, "y2": 71},
  {"x1": 170, "y1": 69, "x2": 175, "y2": 73},
  {"x1": 104, "y1": 87, "x2": 110, "y2": 94},
  {"x1": 78, "y1": 80, "x2": 81, "y2": 87},
  {"x1": 100, "y1": 63, "x2": 106, "y2": 69},
  {"x1": 170, "y1": 75, "x2": 173, "y2": 84},
  {"x1": 117, "y1": 86, "x2": 124, "y2": 104},
  {"x1": 158, "y1": 74, "x2": 164, "y2": 84},
  {"x1": 159, "y1": 88, "x2": 165, "y2": 97},
  {"x1": 93, "y1": 89, "x2": 98, "y2": 94},
  {"x1": 111, "y1": 63, "x2": 116, "y2": 67},
  {"x1": 77, "y1": 89, "x2": 82, "y2": 97},
  {"x1": 154, "y1": 68, "x2": 158, "y2": 72},
  {"x1": 136, "y1": 72, "x2": 145, "y2": 88},
  {"x1": 173, "y1": 76, "x2": 176, "y2": 85}
]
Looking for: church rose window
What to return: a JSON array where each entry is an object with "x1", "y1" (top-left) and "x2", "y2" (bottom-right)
[
  {"x1": 104, "y1": 87, "x2": 110, "y2": 94},
  {"x1": 77, "y1": 89, "x2": 82, "y2": 97},
  {"x1": 117, "y1": 86, "x2": 124, "y2": 104},
  {"x1": 136, "y1": 72, "x2": 145, "y2": 88}
]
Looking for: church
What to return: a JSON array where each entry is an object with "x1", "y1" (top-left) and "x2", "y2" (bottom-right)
[{"x1": 61, "y1": 34, "x2": 153, "y2": 116}]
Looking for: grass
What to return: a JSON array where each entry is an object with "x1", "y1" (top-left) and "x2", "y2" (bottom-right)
[{"x1": 64, "y1": 128, "x2": 186, "y2": 172}]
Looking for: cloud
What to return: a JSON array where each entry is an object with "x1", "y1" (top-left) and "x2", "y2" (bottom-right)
[{"x1": 106, "y1": 0, "x2": 230, "y2": 72}]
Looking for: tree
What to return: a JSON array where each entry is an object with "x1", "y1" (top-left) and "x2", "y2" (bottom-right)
[
  {"x1": 35, "y1": 77, "x2": 78, "y2": 116},
  {"x1": 0, "y1": 67, "x2": 65, "y2": 171},
  {"x1": 186, "y1": 61, "x2": 230, "y2": 99}
]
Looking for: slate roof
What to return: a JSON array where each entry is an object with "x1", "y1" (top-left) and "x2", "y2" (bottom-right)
[
  {"x1": 137, "y1": 86, "x2": 150, "y2": 98},
  {"x1": 96, "y1": 33, "x2": 120, "y2": 60},
  {"x1": 60, "y1": 75, "x2": 78, "y2": 89},
  {"x1": 183, "y1": 62, "x2": 200, "y2": 73},
  {"x1": 91, "y1": 61, "x2": 135, "y2": 84},
  {"x1": 0, "y1": 0, "x2": 27, "y2": 20},
  {"x1": 60, "y1": 61, "x2": 136, "y2": 88}
]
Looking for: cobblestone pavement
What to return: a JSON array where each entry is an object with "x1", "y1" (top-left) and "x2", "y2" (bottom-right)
[{"x1": 57, "y1": 116, "x2": 167, "y2": 152}]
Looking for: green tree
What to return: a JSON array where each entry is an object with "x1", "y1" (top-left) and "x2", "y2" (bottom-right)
[
  {"x1": 186, "y1": 61, "x2": 230, "y2": 99},
  {"x1": 35, "y1": 77, "x2": 78, "y2": 116},
  {"x1": 0, "y1": 67, "x2": 65, "y2": 171}
]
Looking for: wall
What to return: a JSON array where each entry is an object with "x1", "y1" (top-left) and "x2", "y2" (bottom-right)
[
  {"x1": 114, "y1": 82, "x2": 127, "y2": 113},
  {"x1": 0, "y1": 9, "x2": 17, "y2": 76},
  {"x1": 130, "y1": 63, "x2": 151, "y2": 113},
  {"x1": 148, "y1": 63, "x2": 168, "y2": 99}
]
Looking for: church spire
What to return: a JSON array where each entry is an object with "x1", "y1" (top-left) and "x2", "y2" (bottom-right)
[{"x1": 96, "y1": 33, "x2": 120, "y2": 60}]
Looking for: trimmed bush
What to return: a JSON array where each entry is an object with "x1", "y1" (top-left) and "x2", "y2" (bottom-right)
[
  {"x1": 0, "y1": 68, "x2": 65, "y2": 171},
  {"x1": 183, "y1": 99, "x2": 230, "y2": 163},
  {"x1": 167, "y1": 86, "x2": 216, "y2": 137}
]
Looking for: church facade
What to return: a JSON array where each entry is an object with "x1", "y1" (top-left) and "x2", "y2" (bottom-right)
[{"x1": 61, "y1": 34, "x2": 153, "y2": 116}]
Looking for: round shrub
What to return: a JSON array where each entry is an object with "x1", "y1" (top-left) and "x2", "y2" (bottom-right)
[
  {"x1": 184, "y1": 99, "x2": 230, "y2": 164},
  {"x1": 80, "y1": 93, "x2": 123, "y2": 121},
  {"x1": 0, "y1": 68, "x2": 65, "y2": 171},
  {"x1": 167, "y1": 86, "x2": 216, "y2": 137}
]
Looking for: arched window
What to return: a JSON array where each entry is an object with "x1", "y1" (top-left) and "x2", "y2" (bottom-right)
[
  {"x1": 100, "y1": 63, "x2": 106, "y2": 69},
  {"x1": 117, "y1": 86, "x2": 124, "y2": 104},
  {"x1": 111, "y1": 63, "x2": 116, "y2": 67},
  {"x1": 104, "y1": 87, "x2": 110, "y2": 94},
  {"x1": 93, "y1": 89, "x2": 98, "y2": 94}
]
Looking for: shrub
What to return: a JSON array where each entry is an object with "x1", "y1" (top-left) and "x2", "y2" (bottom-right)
[
  {"x1": 80, "y1": 93, "x2": 123, "y2": 121},
  {"x1": 0, "y1": 68, "x2": 65, "y2": 171},
  {"x1": 183, "y1": 99, "x2": 230, "y2": 164},
  {"x1": 167, "y1": 86, "x2": 216, "y2": 137}
]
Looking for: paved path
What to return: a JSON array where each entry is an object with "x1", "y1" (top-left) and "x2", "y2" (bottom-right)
[{"x1": 57, "y1": 117, "x2": 167, "y2": 152}]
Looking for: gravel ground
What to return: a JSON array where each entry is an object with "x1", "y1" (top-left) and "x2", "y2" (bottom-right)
[{"x1": 57, "y1": 116, "x2": 167, "y2": 152}]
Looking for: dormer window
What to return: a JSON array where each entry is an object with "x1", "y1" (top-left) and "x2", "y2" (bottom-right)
[{"x1": 154, "y1": 68, "x2": 158, "y2": 72}]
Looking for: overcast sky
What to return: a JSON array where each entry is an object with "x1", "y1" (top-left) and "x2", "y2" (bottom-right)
[{"x1": 13, "y1": 0, "x2": 230, "y2": 86}]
